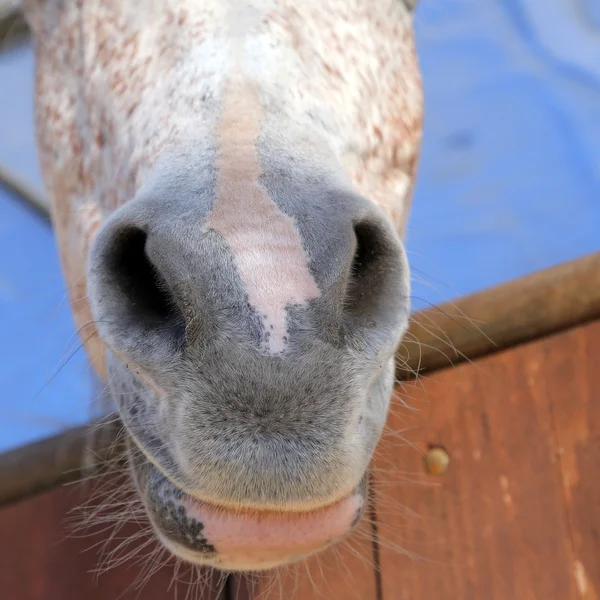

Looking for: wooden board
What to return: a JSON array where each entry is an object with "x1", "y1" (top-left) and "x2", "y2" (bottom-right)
[
  {"x1": 377, "y1": 319, "x2": 600, "y2": 600},
  {"x1": 0, "y1": 480, "x2": 226, "y2": 600},
  {"x1": 543, "y1": 323, "x2": 600, "y2": 600},
  {"x1": 232, "y1": 320, "x2": 600, "y2": 599}
]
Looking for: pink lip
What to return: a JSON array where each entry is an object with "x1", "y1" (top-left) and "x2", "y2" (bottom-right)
[{"x1": 169, "y1": 492, "x2": 364, "y2": 570}]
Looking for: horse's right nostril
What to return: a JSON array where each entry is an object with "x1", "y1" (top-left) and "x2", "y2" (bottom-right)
[
  {"x1": 88, "y1": 224, "x2": 186, "y2": 361},
  {"x1": 108, "y1": 227, "x2": 173, "y2": 322}
]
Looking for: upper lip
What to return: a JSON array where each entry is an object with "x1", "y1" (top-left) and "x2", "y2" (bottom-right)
[{"x1": 128, "y1": 428, "x2": 370, "y2": 513}]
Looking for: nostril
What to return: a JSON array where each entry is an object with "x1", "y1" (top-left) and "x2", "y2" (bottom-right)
[
  {"x1": 345, "y1": 219, "x2": 408, "y2": 327},
  {"x1": 349, "y1": 221, "x2": 385, "y2": 282},
  {"x1": 108, "y1": 227, "x2": 174, "y2": 322},
  {"x1": 91, "y1": 225, "x2": 186, "y2": 358}
]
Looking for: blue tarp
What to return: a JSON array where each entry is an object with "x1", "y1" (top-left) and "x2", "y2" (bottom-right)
[{"x1": 1, "y1": 1, "x2": 599, "y2": 452}]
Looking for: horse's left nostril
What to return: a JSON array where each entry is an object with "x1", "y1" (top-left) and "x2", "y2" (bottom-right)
[
  {"x1": 350, "y1": 220, "x2": 387, "y2": 281},
  {"x1": 344, "y1": 218, "x2": 409, "y2": 329}
]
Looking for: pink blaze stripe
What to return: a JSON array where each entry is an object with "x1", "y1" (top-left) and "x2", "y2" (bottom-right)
[{"x1": 206, "y1": 68, "x2": 320, "y2": 353}]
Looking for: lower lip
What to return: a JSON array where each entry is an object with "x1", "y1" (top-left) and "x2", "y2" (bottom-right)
[{"x1": 173, "y1": 491, "x2": 364, "y2": 569}]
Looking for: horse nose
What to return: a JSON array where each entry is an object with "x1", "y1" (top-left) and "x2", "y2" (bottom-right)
[{"x1": 87, "y1": 177, "x2": 409, "y2": 370}]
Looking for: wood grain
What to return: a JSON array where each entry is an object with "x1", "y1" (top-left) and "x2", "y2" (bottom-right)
[
  {"x1": 541, "y1": 323, "x2": 600, "y2": 600},
  {"x1": 375, "y1": 319, "x2": 600, "y2": 600},
  {"x1": 0, "y1": 479, "x2": 226, "y2": 600}
]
